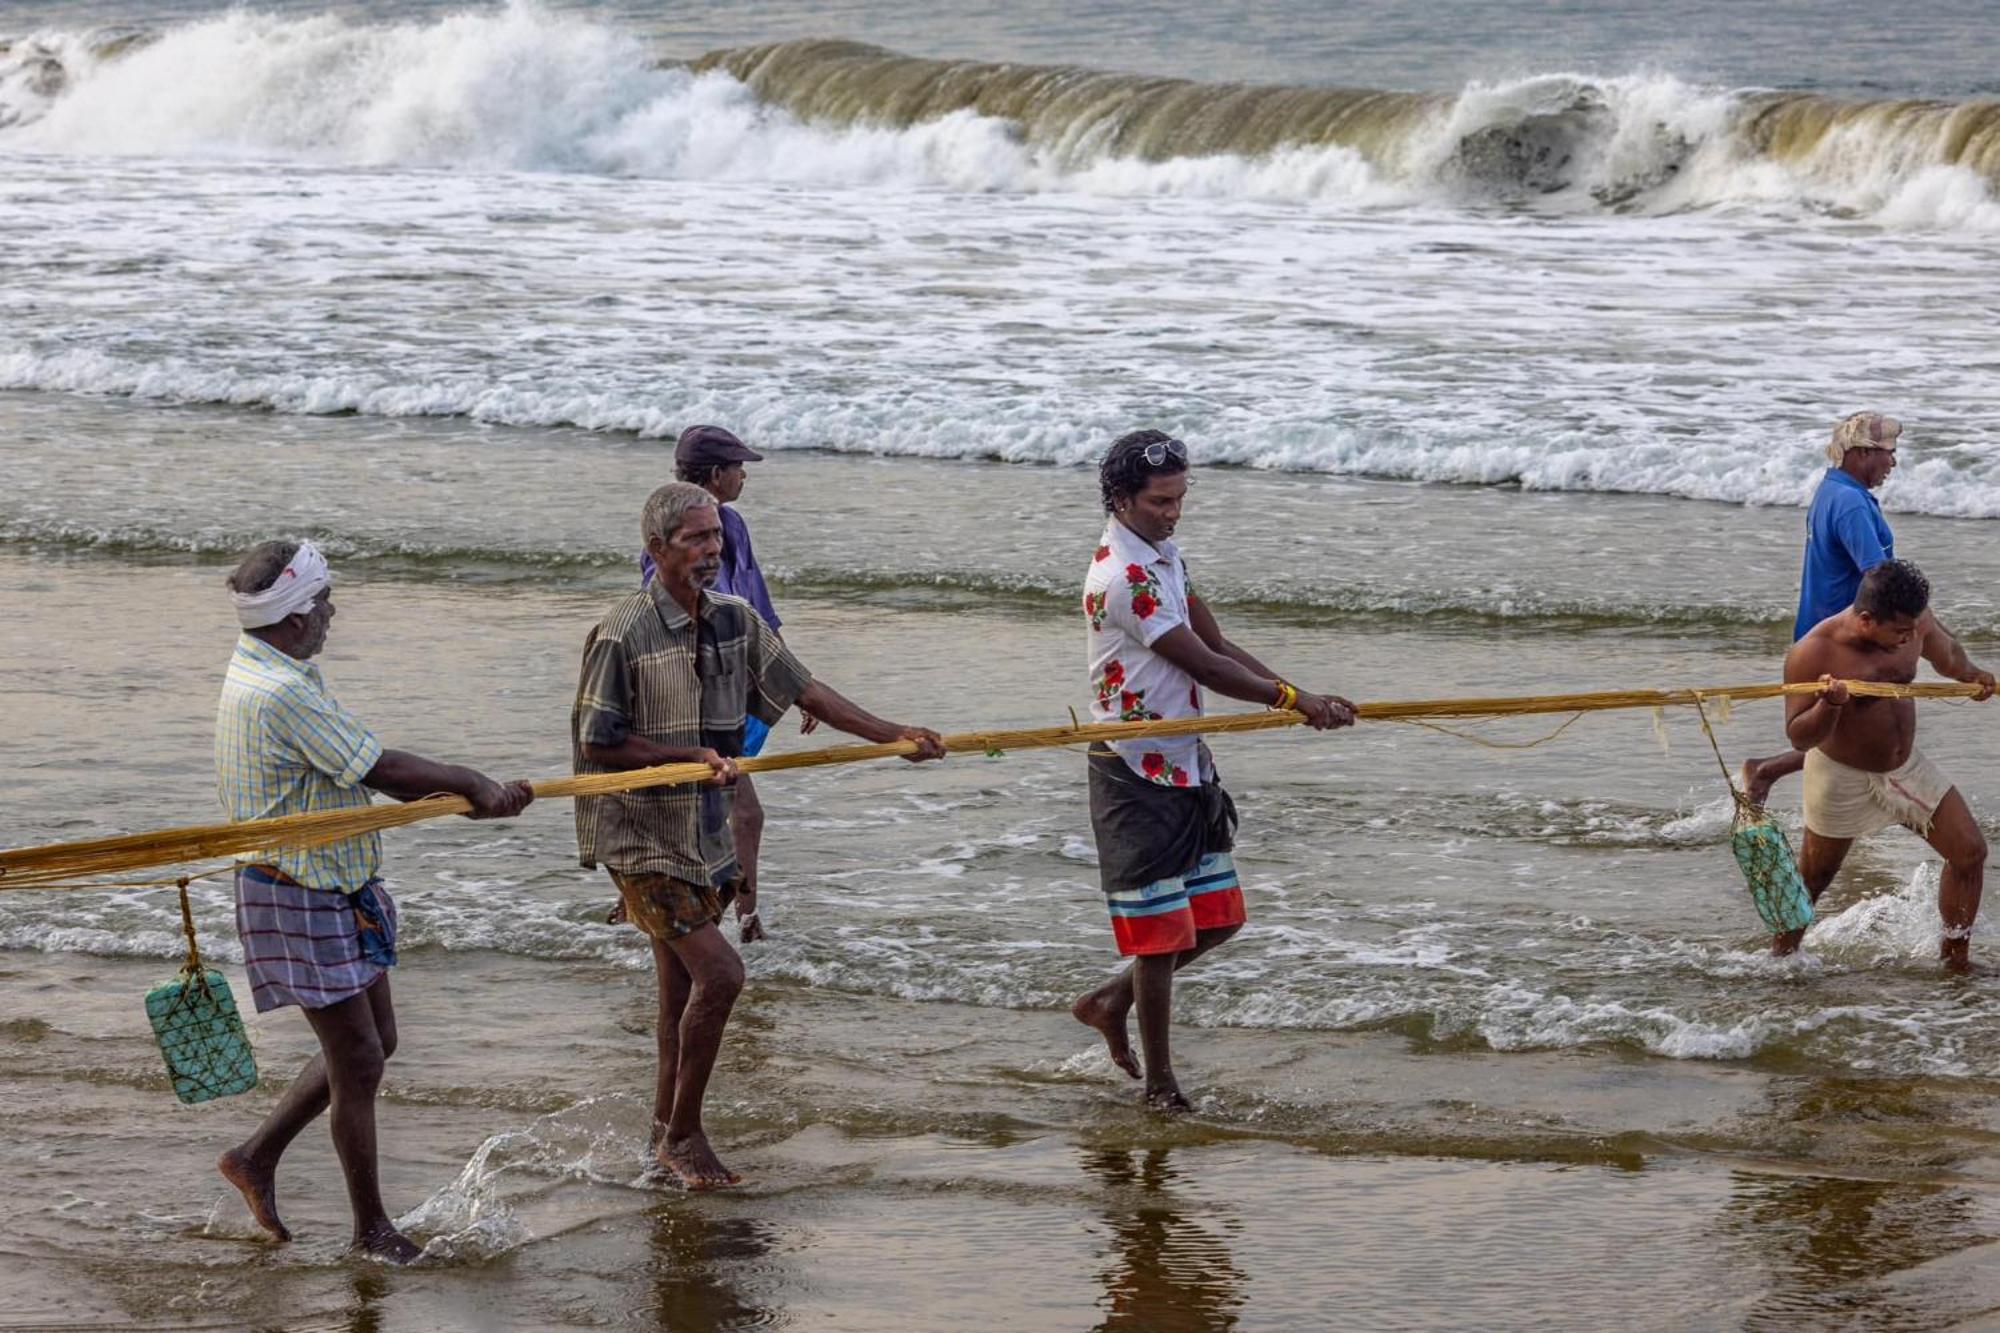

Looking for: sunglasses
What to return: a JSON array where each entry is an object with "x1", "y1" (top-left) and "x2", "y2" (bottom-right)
[{"x1": 1141, "y1": 438, "x2": 1189, "y2": 467}]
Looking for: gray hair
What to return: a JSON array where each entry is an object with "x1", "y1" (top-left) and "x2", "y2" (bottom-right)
[
  {"x1": 641, "y1": 482, "x2": 717, "y2": 547},
  {"x1": 225, "y1": 539, "x2": 300, "y2": 594}
]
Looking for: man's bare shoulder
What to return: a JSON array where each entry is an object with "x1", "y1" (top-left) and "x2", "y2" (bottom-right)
[{"x1": 1785, "y1": 620, "x2": 1843, "y2": 682}]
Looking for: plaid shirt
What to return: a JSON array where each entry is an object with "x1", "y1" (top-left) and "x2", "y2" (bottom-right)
[
  {"x1": 215, "y1": 633, "x2": 384, "y2": 892},
  {"x1": 572, "y1": 581, "x2": 813, "y2": 884}
]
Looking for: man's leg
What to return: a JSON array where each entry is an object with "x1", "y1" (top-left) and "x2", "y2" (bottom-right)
[
  {"x1": 215, "y1": 973, "x2": 398, "y2": 1243},
  {"x1": 1073, "y1": 925, "x2": 1239, "y2": 1081},
  {"x1": 1777, "y1": 830, "x2": 1854, "y2": 955},
  {"x1": 732, "y1": 777, "x2": 767, "y2": 943},
  {"x1": 297, "y1": 975, "x2": 415, "y2": 1262},
  {"x1": 1918, "y1": 788, "x2": 1986, "y2": 972},
  {"x1": 1129, "y1": 925, "x2": 1241, "y2": 1112},
  {"x1": 656, "y1": 923, "x2": 745, "y2": 1189},
  {"x1": 647, "y1": 937, "x2": 692, "y2": 1154},
  {"x1": 1741, "y1": 749, "x2": 1807, "y2": 808}
]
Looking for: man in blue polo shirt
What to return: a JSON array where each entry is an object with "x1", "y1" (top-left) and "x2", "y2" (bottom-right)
[
  {"x1": 1742, "y1": 412, "x2": 1987, "y2": 804},
  {"x1": 635, "y1": 425, "x2": 804, "y2": 940}
]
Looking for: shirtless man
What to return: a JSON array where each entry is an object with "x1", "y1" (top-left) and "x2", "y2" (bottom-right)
[{"x1": 1780, "y1": 559, "x2": 1995, "y2": 969}]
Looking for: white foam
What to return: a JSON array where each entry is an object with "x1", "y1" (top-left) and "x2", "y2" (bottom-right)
[
  {"x1": 9, "y1": 341, "x2": 2000, "y2": 520},
  {"x1": 1802, "y1": 862, "x2": 1999, "y2": 963}
]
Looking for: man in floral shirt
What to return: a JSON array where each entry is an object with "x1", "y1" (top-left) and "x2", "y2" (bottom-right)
[{"x1": 1072, "y1": 429, "x2": 1353, "y2": 1111}]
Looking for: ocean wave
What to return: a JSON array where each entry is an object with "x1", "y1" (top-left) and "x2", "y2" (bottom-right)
[{"x1": 1, "y1": 7, "x2": 1996, "y2": 226}]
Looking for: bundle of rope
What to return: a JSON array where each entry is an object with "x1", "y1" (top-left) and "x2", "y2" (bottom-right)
[{"x1": 0, "y1": 677, "x2": 1981, "y2": 891}]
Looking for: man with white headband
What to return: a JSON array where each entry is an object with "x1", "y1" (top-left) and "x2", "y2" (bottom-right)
[
  {"x1": 1741, "y1": 413, "x2": 1991, "y2": 806},
  {"x1": 212, "y1": 538, "x2": 533, "y2": 1264}
]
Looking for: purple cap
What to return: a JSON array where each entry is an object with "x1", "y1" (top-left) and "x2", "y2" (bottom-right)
[{"x1": 675, "y1": 424, "x2": 764, "y2": 466}]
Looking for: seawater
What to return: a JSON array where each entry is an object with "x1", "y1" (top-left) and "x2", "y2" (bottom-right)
[{"x1": 5, "y1": 1, "x2": 2000, "y2": 1327}]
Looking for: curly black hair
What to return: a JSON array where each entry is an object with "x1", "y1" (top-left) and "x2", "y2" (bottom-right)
[
  {"x1": 1099, "y1": 429, "x2": 1188, "y2": 513},
  {"x1": 1856, "y1": 558, "x2": 1930, "y2": 621},
  {"x1": 676, "y1": 460, "x2": 723, "y2": 488}
]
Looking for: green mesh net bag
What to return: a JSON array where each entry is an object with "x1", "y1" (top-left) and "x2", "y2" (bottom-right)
[
  {"x1": 1728, "y1": 802, "x2": 1814, "y2": 935},
  {"x1": 1693, "y1": 694, "x2": 1814, "y2": 936},
  {"x1": 144, "y1": 879, "x2": 258, "y2": 1105}
]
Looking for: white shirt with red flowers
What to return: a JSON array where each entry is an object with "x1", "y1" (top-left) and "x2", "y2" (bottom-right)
[{"x1": 1083, "y1": 516, "x2": 1212, "y2": 787}]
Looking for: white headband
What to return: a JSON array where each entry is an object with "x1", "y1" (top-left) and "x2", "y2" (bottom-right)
[{"x1": 233, "y1": 540, "x2": 332, "y2": 628}]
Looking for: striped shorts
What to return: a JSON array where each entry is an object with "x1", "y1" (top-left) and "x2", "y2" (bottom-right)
[{"x1": 1105, "y1": 851, "x2": 1247, "y2": 957}]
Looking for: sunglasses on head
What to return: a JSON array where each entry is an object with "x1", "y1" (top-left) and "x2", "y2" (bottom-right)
[{"x1": 1141, "y1": 438, "x2": 1188, "y2": 467}]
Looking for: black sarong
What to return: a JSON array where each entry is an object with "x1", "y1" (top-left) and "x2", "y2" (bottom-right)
[{"x1": 1087, "y1": 742, "x2": 1238, "y2": 895}]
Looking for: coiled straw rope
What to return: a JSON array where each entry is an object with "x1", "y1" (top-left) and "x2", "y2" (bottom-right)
[{"x1": 0, "y1": 678, "x2": 1979, "y2": 890}]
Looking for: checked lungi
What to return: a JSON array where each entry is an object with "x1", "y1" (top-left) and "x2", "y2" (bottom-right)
[{"x1": 234, "y1": 863, "x2": 398, "y2": 1013}]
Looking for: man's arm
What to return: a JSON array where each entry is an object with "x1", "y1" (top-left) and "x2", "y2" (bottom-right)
[
  {"x1": 1187, "y1": 594, "x2": 1282, "y2": 681},
  {"x1": 1833, "y1": 503, "x2": 1890, "y2": 576},
  {"x1": 795, "y1": 681, "x2": 946, "y2": 761},
  {"x1": 1148, "y1": 619, "x2": 1353, "y2": 730},
  {"x1": 364, "y1": 749, "x2": 534, "y2": 818},
  {"x1": 1783, "y1": 638, "x2": 1848, "y2": 751},
  {"x1": 1919, "y1": 611, "x2": 1997, "y2": 698},
  {"x1": 579, "y1": 737, "x2": 738, "y2": 784}
]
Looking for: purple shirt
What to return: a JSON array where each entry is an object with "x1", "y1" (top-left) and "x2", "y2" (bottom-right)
[{"x1": 640, "y1": 504, "x2": 781, "y2": 631}]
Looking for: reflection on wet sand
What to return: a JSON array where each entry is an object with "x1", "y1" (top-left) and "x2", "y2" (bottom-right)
[
  {"x1": 1720, "y1": 1170, "x2": 1995, "y2": 1328},
  {"x1": 342, "y1": 1267, "x2": 392, "y2": 1333},
  {"x1": 640, "y1": 1207, "x2": 784, "y2": 1331},
  {"x1": 1083, "y1": 1146, "x2": 1246, "y2": 1331}
]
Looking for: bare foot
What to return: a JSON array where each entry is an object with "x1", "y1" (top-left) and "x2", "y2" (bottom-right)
[
  {"x1": 1071, "y1": 993, "x2": 1141, "y2": 1080},
  {"x1": 658, "y1": 1131, "x2": 742, "y2": 1191},
  {"x1": 1144, "y1": 1081, "x2": 1193, "y2": 1114},
  {"x1": 737, "y1": 894, "x2": 765, "y2": 944},
  {"x1": 351, "y1": 1223, "x2": 423, "y2": 1265},
  {"x1": 217, "y1": 1148, "x2": 290, "y2": 1243},
  {"x1": 1739, "y1": 759, "x2": 1772, "y2": 810},
  {"x1": 1943, "y1": 937, "x2": 1972, "y2": 974}
]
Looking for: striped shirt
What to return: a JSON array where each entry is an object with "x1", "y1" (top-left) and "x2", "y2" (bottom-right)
[
  {"x1": 572, "y1": 580, "x2": 813, "y2": 885},
  {"x1": 215, "y1": 633, "x2": 384, "y2": 892}
]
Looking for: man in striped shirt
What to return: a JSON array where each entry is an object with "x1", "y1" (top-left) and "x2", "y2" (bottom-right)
[
  {"x1": 213, "y1": 538, "x2": 532, "y2": 1264},
  {"x1": 575, "y1": 482, "x2": 945, "y2": 1189}
]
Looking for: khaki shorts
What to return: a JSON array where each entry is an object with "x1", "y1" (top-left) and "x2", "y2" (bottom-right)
[
  {"x1": 1803, "y1": 746, "x2": 1955, "y2": 840},
  {"x1": 608, "y1": 869, "x2": 737, "y2": 941}
]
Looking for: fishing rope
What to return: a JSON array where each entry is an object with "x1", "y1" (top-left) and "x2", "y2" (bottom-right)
[
  {"x1": 0, "y1": 677, "x2": 1980, "y2": 891},
  {"x1": 1689, "y1": 690, "x2": 1762, "y2": 820}
]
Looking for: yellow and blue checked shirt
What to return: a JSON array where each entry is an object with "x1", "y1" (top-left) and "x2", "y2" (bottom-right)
[{"x1": 215, "y1": 633, "x2": 384, "y2": 892}]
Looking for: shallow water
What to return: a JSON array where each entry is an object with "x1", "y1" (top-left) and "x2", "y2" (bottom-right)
[{"x1": 6, "y1": 0, "x2": 2000, "y2": 1326}]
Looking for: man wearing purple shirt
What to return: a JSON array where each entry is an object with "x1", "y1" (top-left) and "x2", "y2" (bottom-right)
[{"x1": 636, "y1": 425, "x2": 807, "y2": 941}]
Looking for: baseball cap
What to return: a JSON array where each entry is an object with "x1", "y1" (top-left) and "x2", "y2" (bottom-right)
[{"x1": 675, "y1": 424, "x2": 764, "y2": 466}]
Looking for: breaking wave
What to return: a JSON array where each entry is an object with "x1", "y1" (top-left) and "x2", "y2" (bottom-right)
[{"x1": 1, "y1": 6, "x2": 1997, "y2": 225}]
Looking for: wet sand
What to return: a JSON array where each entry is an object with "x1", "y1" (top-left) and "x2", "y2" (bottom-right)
[{"x1": 10, "y1": 946, "x2": 2000, "y2": 1329}]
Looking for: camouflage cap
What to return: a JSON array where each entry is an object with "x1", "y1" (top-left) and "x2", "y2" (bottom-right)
[{"x1": 1827, "y1": 411, "x2": 1901, "y2": 463}]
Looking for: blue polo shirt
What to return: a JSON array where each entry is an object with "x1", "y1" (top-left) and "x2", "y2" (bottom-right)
[{"x1": 1795, "y1": 468, "x2": 1893, "y2": 640}]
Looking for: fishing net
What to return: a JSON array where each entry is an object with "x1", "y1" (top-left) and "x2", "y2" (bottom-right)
[
  {"x1": 144, "y1": 878, "x2": 258, "y2": 1105},
  {"x1": 1693, "y1": 694, "x2": 1814, "y2": 935},
  {"x1": 1727, "y1": 799, "x2": 1814, "y2": 935}
]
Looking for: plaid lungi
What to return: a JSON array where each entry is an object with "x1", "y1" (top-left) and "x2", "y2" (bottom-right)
[{"x1": 234, "y1": 864, "x2": 397, "y2": 1013}]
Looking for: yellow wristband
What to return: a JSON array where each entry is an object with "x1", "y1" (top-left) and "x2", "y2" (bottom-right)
[{"x1": 1273, "y1": 680, "x2": 1298, "y2": 711}]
